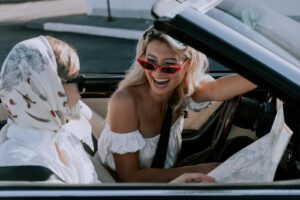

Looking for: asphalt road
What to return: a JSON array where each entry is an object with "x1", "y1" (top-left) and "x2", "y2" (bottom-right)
[
  {"x1": 0, "y1": 22, "x2": 137, "y2": 74},
  {"x1": 0, "y1": 0, "x2": 137, "y2": 74}
]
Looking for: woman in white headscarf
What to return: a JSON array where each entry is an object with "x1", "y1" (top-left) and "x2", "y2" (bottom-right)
[{"x1": 0, "y1": 36, "x2": 99, "y2": 183}]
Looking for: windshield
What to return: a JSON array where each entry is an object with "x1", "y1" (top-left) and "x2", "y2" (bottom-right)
[{"x1": 207, "y1": 0, "x2": 300, "y2": 69}]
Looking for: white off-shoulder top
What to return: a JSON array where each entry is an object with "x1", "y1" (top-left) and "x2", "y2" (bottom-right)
[{"x1": 97, "y1": 75, "x2": 213, "y2": 171}]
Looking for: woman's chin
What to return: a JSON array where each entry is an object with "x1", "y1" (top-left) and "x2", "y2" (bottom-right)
[{"x1": 151, "y1": 83, "x2": 172, "y2": 95}]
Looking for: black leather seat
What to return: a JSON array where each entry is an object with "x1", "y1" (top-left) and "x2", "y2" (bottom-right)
[{"x1": 0, "y1": 165, "x2": 53, "y2": 181}]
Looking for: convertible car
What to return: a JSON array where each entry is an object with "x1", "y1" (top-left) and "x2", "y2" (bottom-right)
[{"x1": 0, "y1": 0, "x2": 300, "y2": 199}]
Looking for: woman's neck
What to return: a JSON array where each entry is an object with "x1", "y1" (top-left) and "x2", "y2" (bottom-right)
[{"x1": 143, "y1": 83, "x2": 172, "y2": 112}]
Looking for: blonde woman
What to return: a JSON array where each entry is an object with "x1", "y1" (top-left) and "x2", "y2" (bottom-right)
[{"x1": 98, "y1": 27, "x2": 257, "y2": 182}]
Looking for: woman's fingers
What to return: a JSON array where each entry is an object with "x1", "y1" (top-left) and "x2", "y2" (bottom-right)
[
  {"x1": 184, "y1": 173, "x2": 215, "y2": 183},
  {"x1": 170, "y1": 173, "x2": 216, "y2": 183}
]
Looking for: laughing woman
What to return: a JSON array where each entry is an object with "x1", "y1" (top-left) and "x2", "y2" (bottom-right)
[{"x1": 97, "y1": 27, "x2": 257, "y2": 183}]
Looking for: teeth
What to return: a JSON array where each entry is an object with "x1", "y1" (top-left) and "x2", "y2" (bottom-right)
[
  {"x1": 153, "y1": 78, "x2": 169, "y2": 86},
  {"x1": 154, "y1": 78, "x2": 169, "y2": 83}
]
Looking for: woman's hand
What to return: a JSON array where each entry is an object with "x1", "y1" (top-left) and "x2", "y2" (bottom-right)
[{"x1": 170, "y1": 173, "x2": 215, "y2": 183}]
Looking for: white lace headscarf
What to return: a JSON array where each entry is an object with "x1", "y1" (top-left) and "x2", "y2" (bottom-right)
[
  {"x1": 0, "y1": 36, "x2": 69, "y2": 130},
  {"x1": 0, "y1": 36, "x2": 98, "y2": 183}
]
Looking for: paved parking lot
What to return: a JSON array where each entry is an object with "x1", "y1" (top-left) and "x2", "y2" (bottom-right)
[{"x1": 0, "y1": 0, "x2": 138, "y2": 74}]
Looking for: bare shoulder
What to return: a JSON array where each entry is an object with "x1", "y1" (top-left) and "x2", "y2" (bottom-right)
[
  {"x1": 110, "y1": 88, "x2": 136, "y2": 107},
  {"x1": 109, "y1": 88, "x2": 139, "y2": 115},
  {"x1": 107, "y1": 88, "x2": 138, "y2": 133}
]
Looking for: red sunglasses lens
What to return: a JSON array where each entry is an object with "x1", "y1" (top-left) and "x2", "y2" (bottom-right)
[{"x1": 138, "y1": 60, "x2": 156, "y2": 70}]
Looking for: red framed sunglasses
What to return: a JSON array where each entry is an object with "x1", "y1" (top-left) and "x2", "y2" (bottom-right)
[{"x1": 137, "y1": 54, "x2": 187, "y2": 74}]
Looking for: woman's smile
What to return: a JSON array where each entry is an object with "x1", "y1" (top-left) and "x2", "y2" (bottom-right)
[{"x1": 152, "y1": 77, "x2": 170, "y2": 88}]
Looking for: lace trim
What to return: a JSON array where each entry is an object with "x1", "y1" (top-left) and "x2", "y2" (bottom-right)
[{"x1": 186, "y1": 97, "x2": 211, "y2": 112}]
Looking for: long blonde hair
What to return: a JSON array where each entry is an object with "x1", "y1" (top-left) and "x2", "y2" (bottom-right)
[{"x1": 118, "y1": 27, "x2": 209, "y2": 115}]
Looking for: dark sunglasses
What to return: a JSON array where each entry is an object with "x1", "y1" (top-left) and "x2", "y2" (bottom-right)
[
  {"x1": 65, "y1": 75, "x2": 86, "y2": 94},
  {"x1": 137, "y1": 54, "x2": 187, "y2": 74}
]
